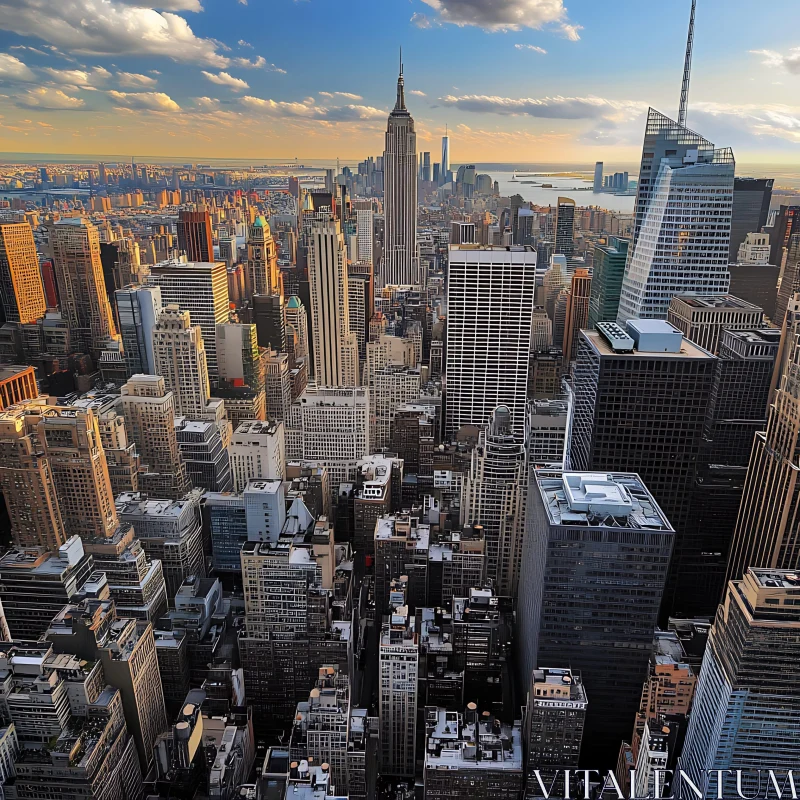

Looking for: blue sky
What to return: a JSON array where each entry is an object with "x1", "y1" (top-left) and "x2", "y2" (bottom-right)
[{"x1": 0, "y1": 0, "x2": 799, "y2": 163}]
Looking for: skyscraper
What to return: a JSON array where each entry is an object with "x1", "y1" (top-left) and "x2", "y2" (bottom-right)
[
  {"x1": 115, "y1": 284, "x2": 162, "y2": 376},
  {"x1": 441, "y1": 129, "x2": 450, "y2": 184},
  {"x1": 518, "y1": 470, "x2": 674, "y2": 766},
  {"x1": 246, "y1": 216, "x2": 280, "y2": 298},
  {"x1": 678, "y1": 569, "x2": 800, "y2": 798},
  {"x1": 49, "y1": 218, "x2": 118, "y2": 357},
  {"x1": 308, "y1": 218, "x2": 359, "y2": 387},
  {"x1": 145, "y1": 259, "x2": 229, "y2": 377},
  {"x1": 151, "y1": 305, "x2": 211, "y2": 418},
  {"x1": 587, "y1": 237, "x2": 629, "y2": 328},
  {"x1": 445, "y1": 245, "x2": 537, "y2": 438},
  {"x1": 570, "y1": 321, "x2": 715, "y2": 617},
  {"x1": 729, "y1": 177, "x2": 773, "y2": 262},
  {"x1": 0, "y1": 223, "x2": 46, "y2": 324},
  {"x1": 726, "y1": 305, "x2": 800, "y2": 585},
  {"x1": 382, "y1": 63, "x2": 417, "y2": 287},
  {"x1": 554, "y1": 197, "x2": 576, "y2": 259},
  {"x1": 120, "y1": 374, "x2": 191, "y2": 499},
  {"x1": 562, "y1": 268, "x2": 592, "y2": 365},
  {"x1": 593, "y1": 161, "x2": 604, "y2": 192},
  {"x1": 462, "y1": 406, "x2": 528, "y2": 596},
  {"x1": 177, "y1": 209, "x2": 214, "y2": 263},
  {"x1": 617, "y1": 110, "x2": 733, "y2": 324}
]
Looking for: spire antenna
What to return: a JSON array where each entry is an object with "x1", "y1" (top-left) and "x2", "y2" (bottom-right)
[{"x1": 678, "y1": 0, "x2": 696, "y2": 127}]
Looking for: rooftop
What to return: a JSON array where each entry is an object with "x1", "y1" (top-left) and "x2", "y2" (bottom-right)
[
  {"x1": 537, "y1": 470, "x2": 673, "y2": 532},
  {"x1": 583, "y1": 327, "x2": 713, "y2": 360},
  {"x1": 671, "y1": 294, "x2": 763, "y2": 312}
]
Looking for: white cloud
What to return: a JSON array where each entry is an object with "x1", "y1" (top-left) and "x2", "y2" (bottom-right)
[
  {"x1": 559, "y1": 22, "x2": 582, "y2": 41},
  {"x1": 420, "y1": 0, "x2": 574, "y2": 32},
  {"x1": 0, "y1": 52, "x2": 35, "y2": 81},
  {"x1": 118, "y1": 0, "x2": 202, "y2": 9},
  {"x1": 108, "y1": 89, "x2": 180, "y2": 111},
  {"x1": 515, "y1": 43, "x2": 547, "y2": 53},
  {"x1": 411, "y1": 11, "x2": 433, "y2": 28},
  {"x1": 241, "y1": 95, "x2": 385, "y2": 121},
  {"x1": 0, "y1": 0, "x2": 230, "y2": 67},
  {"x1": 439, "y1": 93, "x2": 644, "y2": 120},
  {"x1": 319, "y1": 90, "x2": 363, "y2": 100},
  {"x1": 751, "y1": 48, "x2": 800, "y2": 75},
  {"x1": 42, "y1": 65, "x2": 110, "y2": 87},
  {"x1": 410, "y1": 89, "x2": 427, "y2": 96},
  {"x1": 117, "y1": 71, "x2": 158, "y2": 88},
  {"x1": 18, "y1": 86, "x2": 84, "y2": 108},
  {"x1": 202, "y1": 70, "x2": 249, "y2": 91},
  {"x1": 238, "y1": 39, "x2": 252, "y2": 48},
  {"x1": 193, "y1": 95, "x2": 219, "y2": 110},
  {"x1": 232, "y1": 55, "x2": 285, "y2": 72}
]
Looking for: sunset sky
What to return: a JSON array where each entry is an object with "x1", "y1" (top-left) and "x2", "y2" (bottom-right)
[{"x1": 0, "y1": 0, "x2": 799, "y2": 164}]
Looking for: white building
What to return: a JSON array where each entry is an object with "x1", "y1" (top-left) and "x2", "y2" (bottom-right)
[
  {"x1": 356, "y1": 209, "x2": 374, "y2": 265},
  {"x1": 115, "y1": 285, "x2": 162, "y2": 376},
  {"x1": 371, "y1": 365, "x2": 421, "y2": 452},
  {"x1": 617, "y1": 110, "x2": 733, "y2": 324},
  {"x1": 152, "y1": 305, "x2": 210, "y2": 419},
  {"x1": 285, "y1": 386, "x2": 370, "y2": 495},
  {"x1": 308, "y1": 219, "x2": 359, "y2": 387},
  {"x1": 737, "y1": 232, "x2": 771, "y2": 265},
  {"x1": 445, "y1": 245, "x2": 537, "y2": 438},
  {"x1": 285, "y1": 296, "x2": 310, "y2": 361},
  {"x1": 382, "y1": 67, "x2": 418, "y2": 288},
  {"x1": 229, "y1": 419, "x2": 285, "y2": 493},
  {"x1": 243, "y1": 479, "x2": 286, "y2": 545},
  {"x1": 146, "y1": 259, "x2": 230, "y2": 376}
]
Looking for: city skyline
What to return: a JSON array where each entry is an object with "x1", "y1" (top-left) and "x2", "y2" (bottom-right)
[{"x1": 0, "y1": 0, "x2": 798, "y2": 162}]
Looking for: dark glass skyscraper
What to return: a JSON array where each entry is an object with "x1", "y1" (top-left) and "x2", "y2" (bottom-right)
[{"x1": 729, "y1": 177, "x2": 773, "y2": 262}]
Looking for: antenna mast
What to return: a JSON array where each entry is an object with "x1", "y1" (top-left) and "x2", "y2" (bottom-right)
[{"x1": 678, "y1": 0, "x2": 696, "y2": 127}]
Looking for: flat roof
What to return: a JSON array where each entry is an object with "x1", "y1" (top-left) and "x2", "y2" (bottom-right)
[
  {"x1": 582, "y1": 329, "x2": 714, "y2": 360},
  {"x1": 672, "y1": 294, "x2": 762, "y2": 311}
]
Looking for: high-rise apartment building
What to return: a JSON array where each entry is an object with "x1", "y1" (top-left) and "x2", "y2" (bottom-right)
[
  {"x1": 524, "y1": 668, "x2": 587, "y2": 796},
  {"x1": 285, "y1": 295, "x2": 310, "y2": 362},
  {"x1": 229, "y1": 419, "x2": 285, "y2": 493},
  {"x1": 587, "y1": 236, "x2": 629, "y2": 328},
  {"x1": 666, "y1": 294, "x2": 763, "y2": 355},
  {"x1": 0, "y1": 223, "x2": 47, "y2": 324},
  {"x1": 379, "y1": 578, "x2": 418, "y2": 778},
  {"x1": 518, "y1": 470, "x2": 674, "y2": 765},
  {"x1": 115, "y1": 284, "x2": 162, "y2": 376},
  {"x1": 146, "y1": 259, "x2": 229, "y2": 376},
  {"x1": 570, "y1": 321, "x2": 715, "y2": 617},
  {"x1": 49, "y1": 219, "x2": 118, "y2": 357},
  {"x1": 462, "y1": 406, "x2": 527, "y2": 596},
  {"x1": 285, "y1": 386, "x2": 370, "y2": 493},
  {"x1": 678, "y1": 569, "x2": 800, "y2": 798},
  {"x1": 729, "y1": 177, "x2": 773, "y2": 262},
  {"x1": 554, "y1": 197, "x2": 576, "y2": 259},
  {"x1": 445, "y1": 245, "x2": 537, "y2": 438},
  {"x1": 152, "y1": 305, "x2": 211, "y2": 418},
  {"x1": 245, "y1": 215, "x2": 280, "y2": 298},
  {"x1": 252, "y1": 292, "x2": 286, "y2": 353},
  {"x1": 0, "y1": 401, "x2": 66, "y2": 551},
  {"x1": 356, "y1": 209, "x2": 374, "y2": 265},
  {"x1": 382, "y1": 66, "x2": 418, "y2": 287},
  {"x1": 177, "y1": 209, "x2": 214, "y2": 263},
  {"x1": 371, "y1": 365, "x2": 421, "y2": 451},
  {"x1": 308, "y1": 218, "x2": 359, "y2": 387},
  {"x1": 120, "y1": 374, "x2": 191, "y2": 499},
  {"x1": 618, "y1": 112, "x2": 733, "y2": 324},
  {"x1": 176, "y1": 418, "x2": 232, "y2": 492},
  {"x1": 217, "y1": 322, "x2": 261, "y2": 390}
]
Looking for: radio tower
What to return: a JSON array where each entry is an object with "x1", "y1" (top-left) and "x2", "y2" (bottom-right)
[{"x1": 678, "y1": 0, "x2": 696, "y2": 127}]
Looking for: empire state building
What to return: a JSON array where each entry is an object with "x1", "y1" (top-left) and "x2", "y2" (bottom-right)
[{"x1": 382, "y1": 62, "x2": 417, "y2": 287}]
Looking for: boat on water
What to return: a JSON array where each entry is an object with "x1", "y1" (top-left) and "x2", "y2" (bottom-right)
[{"x1": 510, "y1": 171, "x2": 519, "y2": 182}]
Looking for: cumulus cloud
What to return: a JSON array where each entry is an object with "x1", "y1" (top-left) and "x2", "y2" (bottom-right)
[
  {"x1": 0, "y1": 52, "x2": 35, "y2": 81},
  {"x1": 419, "y1": 0, "x2": 574, "y2": 32},
  {"x1": 410, "y1": 89, "x2": 427, "y2": 96},
  {"x1": 559, "y1": 22, "x2": 582, "y2": 41},
  {"x1": 117, "y1": 71, "x2": 158, "y2": 88},
  {"x1": 202, "y1": 70, "x2": 249, "y2": 91},
  {"x1": 439, "y1": 93, "x2": 644, "y2": 120},
  {"x1": 751, "y1": 48, "x2": 800, "y2": 74},
  {"x1": 18, "y1": 86, "x2": 84, "y2": 109},
  {"x1": 515, "y1": 44, "x2": 547, "y2": 53},
  {"x1": 238, "y1": 39, "x2": 252, "y2": 48},
  {"x1": 42, "y1": 66, "x2": 110, "y2": 87},
  {"x1": 193, "y1": 95, "x2": 219, "y2": 110},
  {"x1": 118, "y1": 0, "x2": 202, "y2": 10},
  {"x1": 108, "y1": 89, "x2": 180, "y2": 111},
  {"x1": 0, "y1": 0, "x2": 230, "y2": 67},
  {"x1": 241, "y1": 95, "x2": 385, "y2": 121}
]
